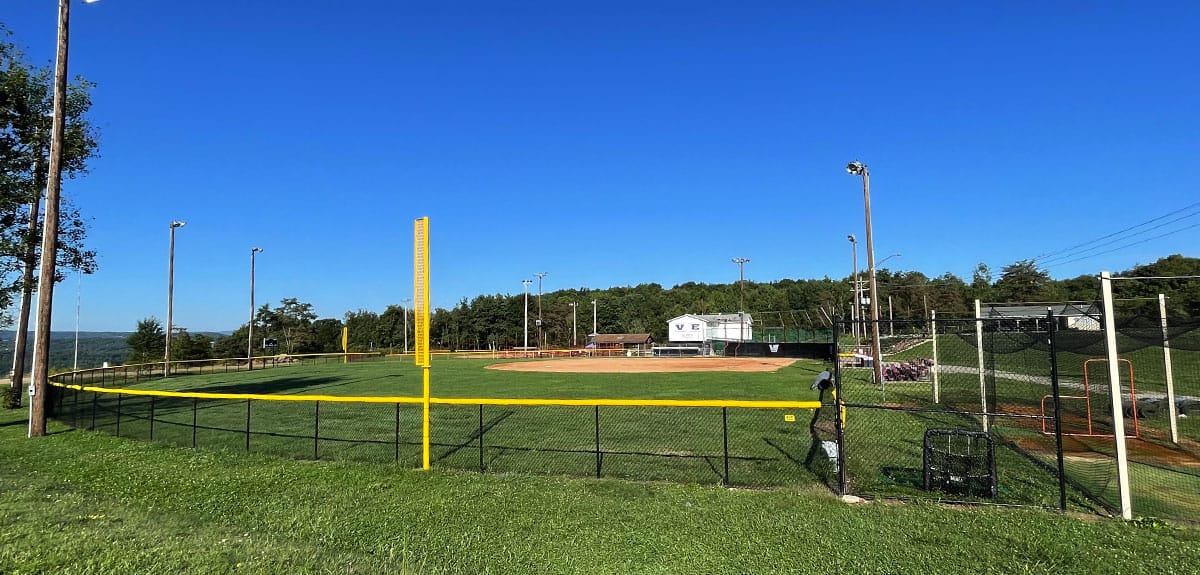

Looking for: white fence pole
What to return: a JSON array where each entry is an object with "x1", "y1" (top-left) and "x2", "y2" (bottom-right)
[
  {"x1": 1159, "y1": 293, "x2": 1179, "y2": 445},
  {"x1": 1100, "y1": 271, "x2": 1133, "y2": 520},
  {"x1": 975, "y1": 299, "x2": 988, "y2": 432},
  {"x1": 931, "y1": 309, "x2": 940, "y2": 404}
]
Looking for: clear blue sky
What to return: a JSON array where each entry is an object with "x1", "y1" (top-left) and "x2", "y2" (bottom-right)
[{"x1": 5, "y1": 1, "x2": 1198, "y2": 332}]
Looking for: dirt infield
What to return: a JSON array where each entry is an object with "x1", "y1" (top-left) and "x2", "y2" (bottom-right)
[{"x1": 486, "y1": 357, "x2": 796, "y2": 374}]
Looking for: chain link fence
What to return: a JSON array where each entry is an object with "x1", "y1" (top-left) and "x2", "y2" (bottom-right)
[{"x1": 43, "y1": 314, "x2": 1199, "y2": 523}]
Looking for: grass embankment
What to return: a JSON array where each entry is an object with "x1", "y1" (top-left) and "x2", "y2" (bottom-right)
[{"x1": 3, "y1": 408, "x2": 1199, "y2": 574}]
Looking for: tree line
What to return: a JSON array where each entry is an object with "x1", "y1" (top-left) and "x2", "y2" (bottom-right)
[{"x1": 121, "y1": 255, "x2": 1199, "y2": 362}]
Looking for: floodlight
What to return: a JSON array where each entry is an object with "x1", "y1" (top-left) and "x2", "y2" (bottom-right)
[
  {"x1": 846, "y1": 161, "x2": 866, "y2": 176},
  {"x1": 170, "y1": 220, "x2": 186, "y2": 228}
]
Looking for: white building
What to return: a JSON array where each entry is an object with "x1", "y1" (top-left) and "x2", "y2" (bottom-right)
[{"x1": 667, "y1": 313, "x2": 753, "y2": 343}]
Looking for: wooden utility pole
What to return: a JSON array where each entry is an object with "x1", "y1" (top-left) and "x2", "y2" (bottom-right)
[{"x1": 29, "y1": 0, "x2": 72, "y2": 437}]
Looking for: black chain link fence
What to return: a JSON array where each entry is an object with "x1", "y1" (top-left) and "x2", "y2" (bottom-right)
[
  {"x1": 43, "y1": 317, "x2": 1199, "y2": 523},
  {"x1": 47, "y1": 384, "x2": 828, "y2": 489}
]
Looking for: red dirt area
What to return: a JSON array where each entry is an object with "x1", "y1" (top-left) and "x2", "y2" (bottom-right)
[{"x1": 486, "y1": 357, "x2": 797, "y2": 374}]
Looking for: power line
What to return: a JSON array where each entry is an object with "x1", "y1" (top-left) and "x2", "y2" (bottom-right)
[
  {"x1": 1043, "y1": 221, "x2": 1200, "y2": 269},
  {"x1": 1038, "y1": 208, "x2": 1200, "y2": 268},
  {"x1": 1033, "y1": 200, "x2": 1200, "y2": 264}
]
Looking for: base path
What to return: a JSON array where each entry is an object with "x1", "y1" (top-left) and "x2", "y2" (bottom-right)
[{"x1": 486, "y1": 357, "x2": 797, "y2": 374}]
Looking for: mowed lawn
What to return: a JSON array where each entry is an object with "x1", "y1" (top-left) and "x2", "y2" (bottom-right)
[
  {"x1": 127, "y1": 355, "x2": 832, "y2": 401},
  {"x1": 3, "y1": 406, "x2": 1199, "y2": 574}
]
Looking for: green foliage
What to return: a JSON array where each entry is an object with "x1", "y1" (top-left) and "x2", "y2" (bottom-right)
[
  {"x1": 1, "y1": 383, "x2": 18, "y2": 409},
  {"x1": 0, "y1": 24, "x2": 100, "y2": 324},
  {"x1": 125, "y1": 317, "x2": 164, "y2": 364}
]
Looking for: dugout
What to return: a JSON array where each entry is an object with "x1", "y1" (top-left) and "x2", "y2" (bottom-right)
[{"x1": 725, "y1": 342, "x2": 834, "y2": 360}]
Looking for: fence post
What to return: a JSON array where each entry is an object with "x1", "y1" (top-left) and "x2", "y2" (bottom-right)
[
  {"x1": 931, "y1": 310, "x2": 939, "y2": 403},
  {"x1": 90, "y1": 392, "x2": 97, "y2": 430},
  {"x1": 478, "y1": 404, "x2": 485, "y2": 472},
  {"x1": 395, "y1": 403, "x2": 401, "y2": 464},
  {"x1": 1047, "y1": 308, "x2": 1067, "y2": 511},
  {"x1": 149, "y1": 396, "x2": 156, "y2": 441},
  {"x1": 192, "y1": 398, "x2": 198, "y2": 448},
  {"x1": 594, "y1": 406, "x2": 601, "y2": 478},
  {"x1": 115, "y1": 393, "x2": 122, "y2": 437},
  {"x1": 833, "y1": 319, "x2": 847, "y2": 496},
  {"x1": 1100, "y1": 271, "x2": 1133, "y2": 520},
  {"x1": 245, "y1": 399, "x2": 252, "y2": 451},
  {"x1": 1159, "y1": 294, "x2": 1179, "y2": 444},
  {"x1": 721, "y1": 407, "x2": 730, "y2": 486},
  {"x1": 314, "y1": 401, "x2": 320, "y2": 460},
  {"x1": 73, "y1": 388, "x2": 79, "y2": 428},
  {"x1": 975, "y1": 299, "x2": 989, "y2": 432}
]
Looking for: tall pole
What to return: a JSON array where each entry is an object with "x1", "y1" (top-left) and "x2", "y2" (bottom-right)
[
  {"x1": 592, "y1": 299, "x2": 597, "y2": 337},
  {"x1": 1100, "y1": 271, "x2": 1133, "y2": 520},
  {"x1": 165, "y1": 221, "x2": 185, "y2": 377},
  {"x1": 569, "y1": 302, "x2": 577, "y2": 347},
  {"x1": 28, "y1": 0, "x2": 74, "y2": 437},
  {"x1": 522, "y1": 279, "x2": 532, "y2": 352},
  {"x1": 73, "y1": 272, "x2": 80, "y2": 371},
  {"x1": 848, "y1": 235, "x2": 859, "y2": 345},
  {"x1": 247, "y1": 247, "x2": 262, "y2": 369},
  {"x1": 534, "y1": 272, "x2": 548, "y2": 348},
  {"x1": 847, "y1": 161, "x2": 883, "y2": 386},
  {"x1": 732, "y1": 258, "x2": 750, "y2": 343},
  {"x1": 402, "y1": 297, "x2": 411, "y2": 354}
]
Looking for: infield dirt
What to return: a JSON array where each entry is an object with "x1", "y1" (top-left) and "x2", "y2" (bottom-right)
[{"x1": 485, "y1": 357, "x2": 796, "y2": 373}]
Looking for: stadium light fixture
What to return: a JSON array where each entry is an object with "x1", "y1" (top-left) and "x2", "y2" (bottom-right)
[
  {"x1": 846, "y1": 160, "x2": 883, "y2": 387},
  {"x1": 848, "y1": 235, "x2": 860, "y2": 345},
  {"x1": 164, "y1": 221, "x2": 186, "y2": 377},
  {"x1": 248, "y1": 247, "x2": 263, "y2": 369},
  {"x1": 732, "y1": 258, "x2": 750, "y2": 344},
  {"x1": 522, "y1": 279, "x2": 533, "y2": 353}
]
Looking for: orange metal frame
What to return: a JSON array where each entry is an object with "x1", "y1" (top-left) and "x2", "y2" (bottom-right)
[{"x1": 1041, "y1": 358, "x2": 1138, "y2": 438}]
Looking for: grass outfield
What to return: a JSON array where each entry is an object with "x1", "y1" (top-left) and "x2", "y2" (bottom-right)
[
  {"x1": 50, "y1": 356, "x2": 1199, "y2": 520},
  {"x1": 3, "y1": 408, "x2": 1199, "y2": 574},
  {"x1": 54, "y1": 357, "x2": 837, "y2": 489}
]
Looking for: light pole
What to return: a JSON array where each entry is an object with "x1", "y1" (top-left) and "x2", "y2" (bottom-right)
[
  {"x1": 73, "y1": 272, "x2": 81, "y2": 371},
  {"x1": 247, "y1": 247, "x2": 262, "y2": 369},
  {"x1": 848, "y1": 234, "x2": 860, "y2": 345},
  {"x1": 522, "y1": 279, "x2": 532, "y2": 352},
  {"x1": 29, "y1": 0, "x2": 101, "y2": 437},
  {"x1": 401, "y1": 297, "x2": 412, "y2": 354},
  {"x1": 878, "y1": 252, "x2": 901, "y2": 337},
  {"x1": 846, "y1": 160, "x2": 883, "y2": 386},
  {"x1": 732, "y1": 257, "x2": 750, "y2": 343},
  {"x1": 164, "y1": 220, "x2": 185, "y2": 377},
  {"x1": 534, "y1": 272, "x2": 548, "y2": 348},
  {"x1": 569, "y1": 302, "x2": 577, "y2": 347},
  {"x1": 591, "y1": 299, "x2": 598, "y2": 338}
]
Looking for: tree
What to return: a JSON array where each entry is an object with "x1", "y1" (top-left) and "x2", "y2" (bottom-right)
[
  {"x1": 2, "y1": 26, "x2": 100, "y2": 397},
  {"x1": 256, "y1": 298, "x2": 318, "y2": 354},
  {"x1": 995, "y1": 260, "x2": 1053, "y2": 303},
  {"x1": 125, "y1": 317, "x2": 165, "y2": 364}
]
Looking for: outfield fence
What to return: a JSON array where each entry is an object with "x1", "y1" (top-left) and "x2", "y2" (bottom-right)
[
  {"x1": 45, "y1": 378, "x2": 826, "y2": 489},
  {"x1": 43, "y1": 308, "x2": 1200, "y2": 523}
]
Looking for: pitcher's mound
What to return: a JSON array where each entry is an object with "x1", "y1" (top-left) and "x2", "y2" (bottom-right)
[{"x1": 486, "y1": 357, "x2": 796, "y2": 373}]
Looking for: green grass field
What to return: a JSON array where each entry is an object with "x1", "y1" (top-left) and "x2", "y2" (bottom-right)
[
  {"x1": 47, "y1": 353, "x2": 1199, "y2": 521},
  {"x1": 4, "y1": 405, "x2": 1200, "y2": 574}
]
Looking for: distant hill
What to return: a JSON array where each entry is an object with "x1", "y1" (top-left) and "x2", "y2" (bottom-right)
[{"x1": 0, "y1": 331, "x2": 225, "y2": 373}]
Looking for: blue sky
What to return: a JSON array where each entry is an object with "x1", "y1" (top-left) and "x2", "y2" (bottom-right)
[{"x1": 5, "y1": 1, "x2": 1198, "y2": 332}]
